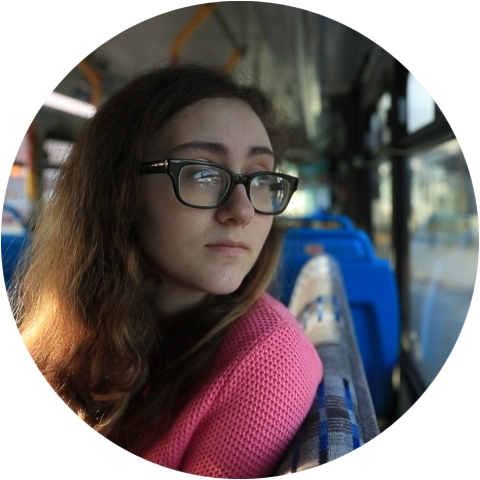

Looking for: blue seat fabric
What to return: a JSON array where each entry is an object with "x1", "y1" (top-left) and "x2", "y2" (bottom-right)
[
  {"x1": 274, "y1": 255, "x2": 379, "y2": 474},
  {"x1": 277, "y1": 214, "x2": 400, "y2": 418}
]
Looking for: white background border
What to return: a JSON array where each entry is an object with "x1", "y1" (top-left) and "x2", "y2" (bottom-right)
[{"x1": 1, "y1": 1, "x2": 479, "y2": 478}]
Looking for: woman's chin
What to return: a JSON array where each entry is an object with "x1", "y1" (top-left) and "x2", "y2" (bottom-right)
[{"x1": 204, "y1": 278, "x2": 245, "y2": 296}]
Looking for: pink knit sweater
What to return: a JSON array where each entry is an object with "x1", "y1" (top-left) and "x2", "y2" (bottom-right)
[{"x1": 142, "y1": 293, "x2": 323, "y2": 478}]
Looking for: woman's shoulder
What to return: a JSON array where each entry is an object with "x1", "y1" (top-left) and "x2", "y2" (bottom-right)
[
  {"x1": 195, "y1": 293, "x2": 322, "y2": 476},
  {"x1": 143, "y1": 293, "x2": 322, "y2": 477},
  {"x1": 233, "y1": 292, "x2": 307, "y2": 340},
  {"x1": 215, "y1": 292, "x2": 321, "y2": 375}
]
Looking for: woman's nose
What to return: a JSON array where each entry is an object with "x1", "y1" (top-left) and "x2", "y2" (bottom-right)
[{"x1": 215, "y1": 184, "x2": 255, "y2": 225}]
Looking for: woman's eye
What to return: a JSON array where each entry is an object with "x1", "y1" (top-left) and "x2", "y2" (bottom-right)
[
  {"x1": 191, "y1": 169, "x2": 222, "y2": 189},
  {"x1": 246, "y1": 161, "x2": 275, "y2": 175},
  {"x1": 254, "y1": 177, "x2": 272, "y2": 190}
]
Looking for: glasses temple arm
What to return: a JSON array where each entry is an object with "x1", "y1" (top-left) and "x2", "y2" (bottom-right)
[{"x1": 140, "y1": 160, "x2": 169, "y2": 175}]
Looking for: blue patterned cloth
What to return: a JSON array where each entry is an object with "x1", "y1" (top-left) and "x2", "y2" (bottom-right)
[{"x1": 274, "y1": 255, "x2": 379, "y2": 474}]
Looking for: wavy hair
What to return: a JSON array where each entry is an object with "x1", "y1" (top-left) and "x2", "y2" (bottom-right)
[{"x1": 12, "y1": 64, "x2": 288, "y2": 451}]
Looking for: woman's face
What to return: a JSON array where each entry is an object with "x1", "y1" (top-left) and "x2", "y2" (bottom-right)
[{"x1": 137, "y1": 98, "x2": 275, "y2": 313}]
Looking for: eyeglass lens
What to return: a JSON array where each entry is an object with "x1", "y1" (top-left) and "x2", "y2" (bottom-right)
[{"x1": 178, "y1": 164, "x2": 291, "y2": 213}]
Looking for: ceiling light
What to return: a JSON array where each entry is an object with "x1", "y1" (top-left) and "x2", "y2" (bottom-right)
[{"x1": 43, "y1": 91, "x2": 96, "y2": 118}]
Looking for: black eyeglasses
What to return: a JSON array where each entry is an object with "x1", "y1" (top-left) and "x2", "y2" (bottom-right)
[{"x1": 140, "y1": 159, "x2": 298, "y2": 215}]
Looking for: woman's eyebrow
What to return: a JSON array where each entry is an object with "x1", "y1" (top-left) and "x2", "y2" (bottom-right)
[
  {"x1": 167, "y1": 141, "x2": 228, "y2": 157},
  {"x1": 166, "y1": 141, "x2": 274, "y2": 159},
  {"x1": 247, "y1": 146, "x2": 274, "y2": 158}
]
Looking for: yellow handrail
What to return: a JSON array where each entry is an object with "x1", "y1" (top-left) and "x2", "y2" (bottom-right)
[
  {"x1": 78, "y1": 60, "x2": 102, "y2": 106},
  {"x1": 224, "y1": 46, "x2": 246, "y2": 73},
  {"x1": 170, "y1": 3, "x2": 217, "y2": 66},
  {"x1": 24, "y1": 125, "x2": 39, "y2": 201}
]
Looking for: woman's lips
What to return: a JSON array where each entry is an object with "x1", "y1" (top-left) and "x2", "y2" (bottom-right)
[{"x1": 205, "y1": 241, "x2": 248, "y2": 257}]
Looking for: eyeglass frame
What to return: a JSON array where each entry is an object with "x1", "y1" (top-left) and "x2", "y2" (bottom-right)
[{"x1": 140, "y1": 158, "x2": 299, "y2": 215}]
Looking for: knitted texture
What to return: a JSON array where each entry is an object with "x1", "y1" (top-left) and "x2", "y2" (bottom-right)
[{"x1": 142, "y1": 293, "x2": 323, "y2": 478}]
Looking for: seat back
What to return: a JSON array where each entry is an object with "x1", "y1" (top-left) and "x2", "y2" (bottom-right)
[
  {"x1": 274, "y1": 255, "x2": 379, "y2": 474},
  {"x1": 278, "y1": 213, "x2": 400, "y2": 418},
  {"x1": 2, "y1": 205, "x2": 29, "y2": 289}
]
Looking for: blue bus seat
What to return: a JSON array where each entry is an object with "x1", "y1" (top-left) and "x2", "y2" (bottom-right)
[
  {"x1": 277, "y1": 213, "x2": 400, "y2": 418},
  {"x1": 2, "y1": 205, "x2": 29, "y2": 289},
  {"x1": 274, "y1": 254, "x2": 379, "y2": 474},
  {"x1": 1, "y1": 232, "x2": 28, "y2": 289}
]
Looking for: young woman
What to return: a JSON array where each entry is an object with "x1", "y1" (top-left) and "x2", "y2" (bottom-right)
[{"x1": 13, "y1": 64, "x2": 323, "y2": 478}]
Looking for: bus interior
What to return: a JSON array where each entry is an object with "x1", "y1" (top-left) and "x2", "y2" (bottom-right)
[{"x1": 2, "y1": 2, "x2": 477, "y2": 472}]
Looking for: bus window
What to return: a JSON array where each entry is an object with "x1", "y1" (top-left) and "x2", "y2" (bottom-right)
[
  {"x1": 41, "y1": 138, "x2": 73, "y2": 201},
  {"x1": 3, "y1": 133, "x2": 33, "y2": 229},
  {"x1": 406, "y1": 73, "x2": 436, "y2": 134},
  {"x1": 371, "y1": 161, "x2": 393, "y2": 263},
  {"x1": 369, "y1": 92, "x2": 393, "y2": 263},
  {"x1": 407, "y1": 138, "x2": 478, "y2": 385}
]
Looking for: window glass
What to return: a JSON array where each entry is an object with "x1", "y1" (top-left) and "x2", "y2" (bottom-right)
[
  {"x1": 407, "y1": 139, "x2": 477, "y2": 385},
  {"x1": 282, "y1": 161, "x2": 331, "y2": 218},
  {"x1": 371, "y1": 161, "x2": 394, "y2": 262},
  {"x1": 406, "y1": 73, "x2": 436, "y2": 134},
  {"x1": 43, "y1": 138, "x2": 72, "y2": 167},
  {"x1": 368, "y1": 92, "x2": 393, "y2": 261},
  {"x1": 3, "y1": 137, "x2": 73, "y2": 231},
  {"x1": 2, "y1": 133, "x2": 33, "y2": 233},
  {"x1": 366, "y1": 92, "x2": 391, "y2": 154},
  {"x1": 41, "y1": 138, "x2": 72, "y2": 202}
]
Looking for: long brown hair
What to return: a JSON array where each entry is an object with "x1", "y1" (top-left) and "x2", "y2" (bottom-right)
[{"x1": 11, "y1": 64, "x2": 288, "y2": 451}]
